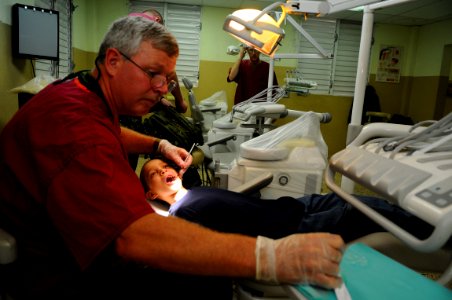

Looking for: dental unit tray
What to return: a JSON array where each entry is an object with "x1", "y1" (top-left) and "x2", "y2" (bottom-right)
[
  {"x1": 284, "y1": 78, "x2": 317, "y2": 88},
  {"x1": 232, "y1": 102, "x2": 287, "y2": 122},
  {"x1": 284, "y1": 70, "x2": 317, "y2": 89},
  {"x1": 283, "y1": 70, "x2": 317, "y2": 95},
  {"x1": 325, "y1": 113, "x2": 452, "y2": 254}
]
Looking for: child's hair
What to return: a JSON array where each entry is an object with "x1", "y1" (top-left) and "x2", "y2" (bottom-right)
[{"x1": 140, "y1": 159, "x2": 152, "y2": 193}]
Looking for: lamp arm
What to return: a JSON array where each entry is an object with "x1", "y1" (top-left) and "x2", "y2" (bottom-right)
[
  {"x1": 285, "y1": 15, "x2": 332, "y2": 58},
  {"x1": 327, "y1": 0, "x2": 381, "y2": 14},
  {"x1": 284, "y1": 0, "x2": 381, "y2": 15}
]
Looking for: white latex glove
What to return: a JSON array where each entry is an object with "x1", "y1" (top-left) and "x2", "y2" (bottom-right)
[
  {"x1": 159, "y1": 97, "x2": 173, "y2": 108},
  {"x1": 255, "y1": 233, "x2": 344, "y2": 289},
  {"x1": 157, "y1": 139, "x2": 192, "y2": 174}
]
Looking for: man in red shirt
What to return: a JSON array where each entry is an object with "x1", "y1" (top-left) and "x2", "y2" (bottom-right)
[{"x1": 227, "y1": 46, "x2": 278, "y2": 105}]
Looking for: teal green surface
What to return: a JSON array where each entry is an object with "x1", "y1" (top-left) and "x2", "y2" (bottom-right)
[{"x1": 289, "y1": 243, "x2": 452, "y2": 300}]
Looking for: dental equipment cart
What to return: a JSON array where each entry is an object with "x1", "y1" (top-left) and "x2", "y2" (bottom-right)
[{"x1": 211, "y1": 111, "x2": 329, "y2": 198}]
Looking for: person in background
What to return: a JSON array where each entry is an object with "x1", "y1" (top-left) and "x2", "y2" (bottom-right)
[
  {"x1": 227, "y1": 45, "x2": 278, "y2": 105},
  {"x1": 141, "y1": 158, "x2": 434, "y2": 242},
  {"x1": 348, "y1": 84, "x2": 382, "y2": 124},
  {"x1": 0, "y1": 16, "x2": 344, "y2": 300}
]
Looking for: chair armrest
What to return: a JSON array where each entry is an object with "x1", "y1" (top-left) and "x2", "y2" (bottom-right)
[
  {"x1": 206, "y1": 134, "x2": 237, "y2": 147},
  {"x1": 230, "y1": 172, "x2": 273, "y2": 196},
  {"x1": 200, "y1": 107, "x2": 222, "y2": 113},
  {"x1": 366, "y1": 111, "x2": 391, "y2": 122}
]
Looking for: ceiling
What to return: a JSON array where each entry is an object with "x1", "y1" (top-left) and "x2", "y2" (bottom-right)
[{"x1": 152, "y1": 0, "x2": 452, "y2": 26}]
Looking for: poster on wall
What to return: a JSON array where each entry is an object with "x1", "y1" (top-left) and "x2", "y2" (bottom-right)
[{"x1": 376, "y1": 45, "x2": 402, "y2": 83}]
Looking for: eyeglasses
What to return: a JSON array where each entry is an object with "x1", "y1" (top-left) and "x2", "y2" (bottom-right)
[{"x1": 118, "y1": 50, "x2": 176, "y2": 90}]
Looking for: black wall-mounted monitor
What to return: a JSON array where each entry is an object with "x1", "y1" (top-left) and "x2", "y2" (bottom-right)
[{"x1": 11, "y1": 3, "x2": 59, "y2": 61}]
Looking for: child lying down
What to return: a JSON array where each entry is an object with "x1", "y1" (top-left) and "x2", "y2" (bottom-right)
[{"x1": 140, "y1": 158, "x2": 433, "y2": 242}]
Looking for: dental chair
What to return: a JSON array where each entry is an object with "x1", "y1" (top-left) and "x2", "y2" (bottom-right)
[
  {"x1": 202, "y1": 86, "x2": 332, "y2": 194},
  {"x1": 208, "y1": 110, "x2": 331, "y2": 198},
  {"x1": 204, "y1": 86, "x2": 288, "y2": 171}
]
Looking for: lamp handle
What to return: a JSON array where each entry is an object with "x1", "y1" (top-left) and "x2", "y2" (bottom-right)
[
  {"x1": 275, "y1": 5, "x2": 287, "y2": 27},
  {"x1": 252, "y1": 1, "x2": 285, "y2": 23}
]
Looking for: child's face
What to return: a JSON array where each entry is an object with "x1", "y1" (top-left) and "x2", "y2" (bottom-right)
[{"x1": 143, "y1": 159, "x2": 183, "y2": 200}]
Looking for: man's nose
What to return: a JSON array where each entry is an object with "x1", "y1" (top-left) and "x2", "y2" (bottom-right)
[{"x1": 155, "y1": 83, "x2": 169, "y2": 96}]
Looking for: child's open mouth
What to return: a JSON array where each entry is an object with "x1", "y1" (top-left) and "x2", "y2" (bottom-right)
[{"x1": 165, "y1": 175, "x2": 177, "y2": 184}]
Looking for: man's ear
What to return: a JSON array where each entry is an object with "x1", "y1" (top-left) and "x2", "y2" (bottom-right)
[{"x1": 104, "y1": 48, "x2": 122, "y2": 75}]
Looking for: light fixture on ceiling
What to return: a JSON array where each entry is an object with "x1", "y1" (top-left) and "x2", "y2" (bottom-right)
[{"x1": 223, "y1": 0, "x2": 381, "y2": 56}]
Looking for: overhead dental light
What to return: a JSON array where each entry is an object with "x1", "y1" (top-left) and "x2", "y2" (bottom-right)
[
  {"x1": 223, "y1": 0, "x2": 381, "y2": 56},
  {"x1": 223, "y1": 2, "x2": 286, "y2": 56}
]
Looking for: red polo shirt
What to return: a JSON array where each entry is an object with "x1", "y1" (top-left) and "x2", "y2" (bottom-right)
[{"x1": 0, "y1": 76, "x2": 154, "y2": 273}]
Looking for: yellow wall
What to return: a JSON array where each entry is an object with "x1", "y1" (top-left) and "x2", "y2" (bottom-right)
[
  {"x1": 72, "y1": 0, "x2": 128, "y2": 53},
  {"x1": 73, "y1": 47, "x2": 97, "y2": 72},
  {"x1": 413, "y1": 19, "x2": 452, "y2": 77},
  {"x1": 370, "y1": 19, "x2": 452, "y2": 123},
  {"x1": 370, "y1": 24, "x2": 418, "y2": 77}
]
